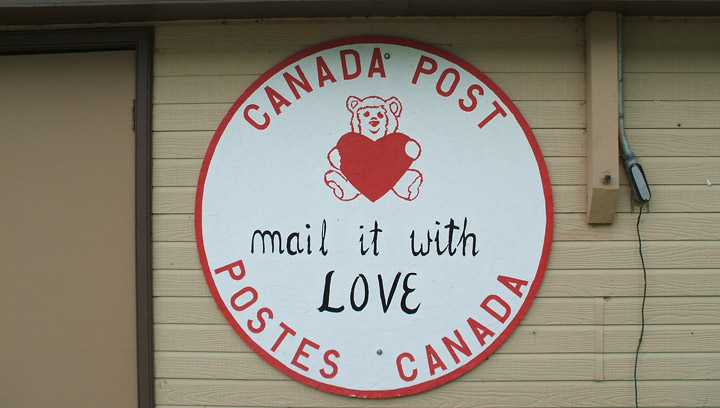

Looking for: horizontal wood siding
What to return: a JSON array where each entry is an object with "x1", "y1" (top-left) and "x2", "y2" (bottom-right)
[{"x1": 152, "y1": 16, "x2": 720, "y2": 407}]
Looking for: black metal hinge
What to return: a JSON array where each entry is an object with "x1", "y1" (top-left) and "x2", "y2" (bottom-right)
[{"x1": 132, "y1": 99, "x2": 136, "y2": 131}]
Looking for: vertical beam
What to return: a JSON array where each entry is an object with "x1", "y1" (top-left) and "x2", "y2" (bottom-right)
[{"x1": 585, "y1": 11, "x2": 620, "y2": 224}]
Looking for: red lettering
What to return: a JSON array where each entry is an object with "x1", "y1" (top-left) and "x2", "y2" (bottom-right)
[
  {"x1": 498, "y1": 275, "x2": 529, "y2": 298},
  {"x1": 320, "y1": 349, "x2": 340, "y2": 379},
  {"x1": 270, "y1": 322, "x2": 296, "y2": 352},
  {"x1": 283, "y1": 65, "x2": 313, "y2": 100},
  {"x1": 411, "y1": 55, "x2": 437, "y2": 84},
  {"x1": 316, "y1": 56, "x2": 337, "y2": 88},
  {"x1": 368, "y1": 47, "x2": 386, "y2": 78},
  {"x1": 441, "y1": 329, "x2": 472, "y2": 364},
  {"x1": 459, "y1": 84, "x2": 484, "y2": 112},
  {"x1": 291, "y1": 337, "x2": 320, "y2": 372},
  {"x1": 425, "y1": 344, "x2": 447, "y2": 376},
  {"x1": 340, "y1": 49, "x2": 361, "y2": 80},
  {"x1": 243, "y1": 104, "x2": 270, "y2": 130},
  {"x1": 477, "y1": 100, "x2": 507, "y2": 129},
  {"x1": 396, "y1": 352, "x2": 417, "y2": 382},
  {"x1": 214, "y1": 259, "x2": 246, "y2": 280},
  {"x1": 230, "y1": 286, "x2": 258, "y2": 311},
  {"x1": 481, "y1": 294, "x2": 511, "y2": 323},
  {"x1": 264, "y1": 86, "x2": 291, "y2": 115},
  {"x1": 436, "y1": 68, "x2": 460, "y2": 97},
  {"x1": 467, "y1": 317, "x2": 495, "y2": 346},
  {"x1": 247, "y1": 307, "x2": 273, "y2": 334}
]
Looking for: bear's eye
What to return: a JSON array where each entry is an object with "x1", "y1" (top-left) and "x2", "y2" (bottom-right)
[
  {"x1": 363, "y1": 111, "x2": 370, "y2": 117},
  {"x1": 377, "y1": 112, "x2": 384, "y2": 119}
]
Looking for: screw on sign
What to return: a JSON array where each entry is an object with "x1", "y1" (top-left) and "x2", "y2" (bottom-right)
[{"x1": 196, "y1": 36, "x2": 553, "y2": 398}]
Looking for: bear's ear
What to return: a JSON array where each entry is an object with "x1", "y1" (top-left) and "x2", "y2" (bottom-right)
[
  {"x1": 346, "y1": 96, "x2": 361, "y2": 112},
  {"x1": 387, "y1": 97, "x2": 402, "y2": 118}
]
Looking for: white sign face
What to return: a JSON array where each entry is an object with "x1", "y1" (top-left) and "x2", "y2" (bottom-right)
[{"x1": 196, "y1": 37, "x2": 553, "y2": 398}]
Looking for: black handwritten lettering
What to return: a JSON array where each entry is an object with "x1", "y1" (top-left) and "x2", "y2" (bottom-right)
[
  {"x1": 359, "y1": 221, "x2": 382, "y2": 256},
  {"x1": 318, "y1": 270, "x2": 344, "y2": 313},
  {"x1": 410, "y1": 217, "x2": 479, "y2": 256},
  {"x1": 250, "y1": 220, "x2": 328, "y2": 256},
  {"x1": 319, "y1": 271, "x2": 420, "y2": 315}
]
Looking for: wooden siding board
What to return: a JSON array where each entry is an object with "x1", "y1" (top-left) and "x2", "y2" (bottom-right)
[
  {"x1": 623, "y1": 101, "x2": 720, "y2": 129},
  {"x1": 623, "y1": 17, "x2": 720, "y2": 47},
  {"x1": 153, "y1": 214, "x2": 195, "y2": 242},
  {"x1": 640, "y1": 157, "x2": 720, "y2": 186},
  {"x1": 153, "y1": 75, "x2": 258, "y2": 104},
  {"x1": 437, "y1": 45, "x2": 585, "y2": 74},
  {"x1": 153, "y1": 103, "x2": 231, "y2": 132},
  {"x1": 603, "y1": 353, "x2": 720, "y2": 381},
  {"x1": 154, "y1": 323, "x2": 720, "y2": 354},
  {"x1": 623, "y1": 47, "x2": 720, "y2": 73},
  {"x1": 161, "y1": 296, "x2": 608, "y2": 326},
  {"x1": 155, "y1": 45, "x2": 585, "y2": 77},
  {"x1": 553, "y1": 213, "x2": 720, "y2": 241},
  {"x1": 152, "y1": 128, "x2": 586, "y2": 159},
  {"x1": 154, "y1": 185, "x2": 720, "y2": 214},
  {"x1": 154, "y1": 323, "x2": 561, "y2": 354},
  {"x1": 533, "y1": 269, "x2": 720, "y2": 298},
  {"x1": 151, "y1": 157, "x2": 720, "y2": 187},
  {"x1": 154, "y1": 17, "x2": 584, "y2": 49},
  {"x1": 624, "y1": 73, "x2": 720, "y2": 101},
  {"x1": 153, "y1": 73, "x2": 585, "y2": 104},
  {"x1": 154, "y1": 47, "x2": 301, "y2": 77},
  {"x1": 155, "y1": 351, "x2": 720, "y2": 382},
  {"x1": 545, "y1": 241, "x2": 720, "y2": 270},
  {"x1": 152, "y1": 157, "x2": 588, "y2": 187},
  {"x1": 152, "y1": 240, "x2": 720, "y2": 271},
  {"x1": 153, "y1": 131, "x2": 213, "y2": 159},
  {"x1": 154, "y1": 269, "x2": 720, "y2": 298},
  {"x1": 151, "y1": 128, "x2": 719, "y2": 159},
  {"x1": 154, "y1": 378, "x2": 719, "y2": 407},
  {"x1": 154, "y1": 352, "x2": 599, "y2": 382},
  {"x1": 152, "y1": 101, "x2": 586, "y2": 132},
  {"x1": 551, "y1": 185, "x2": 720, "y2": 214},
  {"x1": 154, "y1": 212, "x2": 720, "y2": 242},
  {"x1": 627, "y1": 129, "x2": 720, "y2": 157},
  {"x1": 154, "y1": 101, "x2": 719, "y2": 135},
  {"x1": 155, "y1": 296, "x2": 720, "y2": 326}
]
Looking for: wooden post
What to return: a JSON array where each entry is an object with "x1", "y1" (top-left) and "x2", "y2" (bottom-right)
[{"x1": 585, "y1": 11, "x2": 620, "y2": 224}]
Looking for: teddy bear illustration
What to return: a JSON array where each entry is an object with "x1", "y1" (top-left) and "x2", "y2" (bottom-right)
[{"x1": 324, "y1": 95, "x2": 423, "y2": 202}]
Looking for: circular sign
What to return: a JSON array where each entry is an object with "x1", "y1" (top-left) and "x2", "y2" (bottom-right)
[{"x1": 196, "y1": 36, "x2": 553, "y2": 398}]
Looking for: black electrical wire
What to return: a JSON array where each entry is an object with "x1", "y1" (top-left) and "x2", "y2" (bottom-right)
[{"x1": 633, "y1": 202, "x2": 648, "y2": 408}]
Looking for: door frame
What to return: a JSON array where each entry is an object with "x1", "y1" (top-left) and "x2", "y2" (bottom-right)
[{"x1": 0, "y1": 28, "x2": 154, "y2": 408}]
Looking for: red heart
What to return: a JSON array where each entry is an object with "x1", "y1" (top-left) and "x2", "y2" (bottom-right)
[{"x1": 337, "y1": 132, "x2": 414, "y2": 202}]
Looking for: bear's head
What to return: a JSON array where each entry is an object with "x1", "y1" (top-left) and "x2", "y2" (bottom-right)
[{"x1": 346, "y1": 95, "x2": 402, "y2": 141}]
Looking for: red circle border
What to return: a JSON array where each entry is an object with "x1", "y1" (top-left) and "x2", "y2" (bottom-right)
[{"x1": 195, "y1": 36, "x2": 554, "y2": 399}]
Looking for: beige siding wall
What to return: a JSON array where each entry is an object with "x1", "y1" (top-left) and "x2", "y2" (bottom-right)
[{"x1": 151, "y1": 17, "x2": 720, "y2": 407}]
